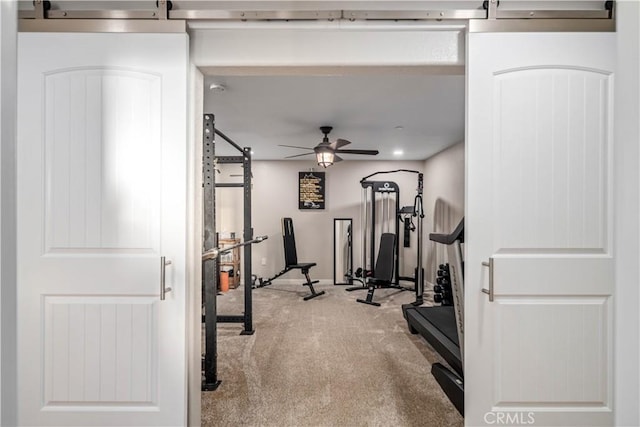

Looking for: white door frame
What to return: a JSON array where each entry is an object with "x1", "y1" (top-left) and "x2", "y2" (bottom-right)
[
  {"x1": 2, "y1": 7, "x2": 639, "y2": 427},
  {"x1": 0, "y1": 1, "x2": 18, "y2": 424},
  {"x1": 187, "y1": 22, "x2": 467, "y2": 425},
  {"x1": 186, "y1": 64, "x2": 204, "y2": 427},
  {"x1": 612, "y1": 2, "x2": 640, "y2": 425}
]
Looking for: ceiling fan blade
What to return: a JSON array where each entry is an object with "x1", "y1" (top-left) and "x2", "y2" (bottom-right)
[
  {"x1": 335, "y1": 149, "x2": 379, "y2": 155},
  {"x1": 278, "y1": 144, "x2": 314, "y2": 151},
  {"x1": 285, "y1": 152, "x2": 314, "y2": 159},
  {"x1": 330, "y1": 138, "x2": 351, "y2": 150},
  {"x1": 333, "y1": 155, "x2": 343, "y2": 163}
]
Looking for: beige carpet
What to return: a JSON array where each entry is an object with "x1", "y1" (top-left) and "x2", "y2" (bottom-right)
[{"x1": 202, "y1": 281, "x2": 464, "y2": 427}]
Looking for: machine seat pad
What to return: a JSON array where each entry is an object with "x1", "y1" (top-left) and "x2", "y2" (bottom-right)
[{"x1": 290, "y1": 263, "x2": 317, "y2": 269}]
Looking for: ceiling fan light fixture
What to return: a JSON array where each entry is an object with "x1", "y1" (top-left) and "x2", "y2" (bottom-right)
[
  {"x1": 316, "y1": 148, "x2": 335, "y2": 168},
  {"x1": 280, "y1": 125, "x2": 377, "y2": 164}
]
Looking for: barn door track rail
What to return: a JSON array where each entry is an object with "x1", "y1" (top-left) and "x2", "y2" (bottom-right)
[{"x1": 19, "y1": 1, "x2": 615, "y2": 33}]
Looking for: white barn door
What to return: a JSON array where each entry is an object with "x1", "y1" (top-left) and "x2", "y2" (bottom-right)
[
  {"x1": 17, "y1": 33, "x2": 188, "y2": 426},
  {"x1": 466, "y1": 33, "x2": 615, "y2": 426}
]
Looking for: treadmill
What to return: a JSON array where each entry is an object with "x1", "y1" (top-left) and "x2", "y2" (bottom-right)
[{"x1": 402, "y1": 219, "x2": 464, "y2": 415}]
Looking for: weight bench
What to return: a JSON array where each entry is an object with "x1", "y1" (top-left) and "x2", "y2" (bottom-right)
[
  {"x1": 356, "y1": 233, "x2": 397, "y2": 307},
  {"x1": 256, "y1": 217, "x2": 325, "y2": 301}
]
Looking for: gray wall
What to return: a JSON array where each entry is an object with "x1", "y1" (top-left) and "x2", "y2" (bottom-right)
[
  {"x1": 216, "y1": 147, "x2": 466, "y2": 287},
  {"x1": 422, "y1": 142, "x2": 465, "y2": 282},
  {"x1": 218, "y1": 160, "x2": 426, "y2": 282}
]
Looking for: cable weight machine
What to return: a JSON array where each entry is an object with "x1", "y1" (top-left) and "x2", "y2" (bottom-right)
[
  {"x1": 364, "y1": 180, "x2": 401, "y2": 287},
  {"x1": 346, "y1": 169, "x2": 425, "y2": 305}
]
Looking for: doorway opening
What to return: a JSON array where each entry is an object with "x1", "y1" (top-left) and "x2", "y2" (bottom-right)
[{"x1": 195, "y1": 65, "x2": 466, "y2": 425}]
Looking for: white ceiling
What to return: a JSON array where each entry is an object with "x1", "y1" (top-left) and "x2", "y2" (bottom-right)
[{"x1": 204, "y1": 72, "x2": 465, "y2": 161}]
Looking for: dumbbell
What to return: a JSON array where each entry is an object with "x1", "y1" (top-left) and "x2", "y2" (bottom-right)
[
  {"x1": 437, "y1": 264, "x2": 450, "y2": 275},
  {"x1": 436, "y1": 276, "x2": 450, "y2": 286}
]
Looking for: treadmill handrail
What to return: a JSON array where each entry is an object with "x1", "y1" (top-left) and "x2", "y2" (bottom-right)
[{"x1": 429, "y1": 218, "x2": 464, "y2": 245}]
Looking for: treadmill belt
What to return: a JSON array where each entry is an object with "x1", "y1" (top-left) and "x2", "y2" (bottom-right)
[
  {"x1": 418, "y1": 306, "x2": 459, "y2": 347},
  {"x1": 403, "y1": 305, "x2": 462, "y2": 376}
]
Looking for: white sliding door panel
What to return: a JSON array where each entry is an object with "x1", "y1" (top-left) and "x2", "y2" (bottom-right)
[
  {"x1": 17, "y1": 33, "x2": 188, "y2": 426},
  {"x1": 466, "y1": 33, "x2": 615, "y2": 426},
  {"x1": 44, "y1": 69, "x2": 161, "y2": 253},
  {"x1": 495, "y1": 297, "x2": 609, "y2": 405},
  {"x1": 494, "y1": 68, "x2": 610, "y2": 252},
  {"x1": 44, "y1": 297, "x2": 156, "y2": 405}
]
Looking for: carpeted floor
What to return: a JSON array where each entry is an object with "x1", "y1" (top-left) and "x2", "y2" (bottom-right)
[{"x1": 202, "y1": 281, "x2": 464, "y2": 427}]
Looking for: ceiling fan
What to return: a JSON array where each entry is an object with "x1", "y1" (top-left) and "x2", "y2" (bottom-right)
[{"x1": 280, "y1": 126, "x2": 379, "y2": 167}]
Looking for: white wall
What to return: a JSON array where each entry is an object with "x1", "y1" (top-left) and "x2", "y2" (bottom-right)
[
  {"x1": 215, "y1": 162, "x2": 245, "y2": 238},
  {"x1": 422, "y1": 142, "x2": 465, "y2": 282},
  {"x1": 0, "y1": 0, "x2": 17, "y2": 425},
  {"x1": 191, "y1": 26, "x2": 464, "y2": 68},
  {"x1": 615, "y1": 2, "x2": 640, "y2": 425},
  {"x1": 219, "y1": 160, "x2": 426, "y2": 282}
]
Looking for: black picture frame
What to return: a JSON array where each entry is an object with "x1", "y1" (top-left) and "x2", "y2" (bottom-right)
[{"x1": 298, "y1": 171, "x2": 325, "y2": 210}]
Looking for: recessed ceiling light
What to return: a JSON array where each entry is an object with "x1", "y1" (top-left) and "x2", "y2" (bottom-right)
[
  {"x1": 209, "y1": 83, "x2": 226, "y2": 92},
  {"x1": 393, "y1": 150, "x2": 404, "y2": 156},
  {"x1": 395, "y1": 126, "x2": 404, "y2": 130}
]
